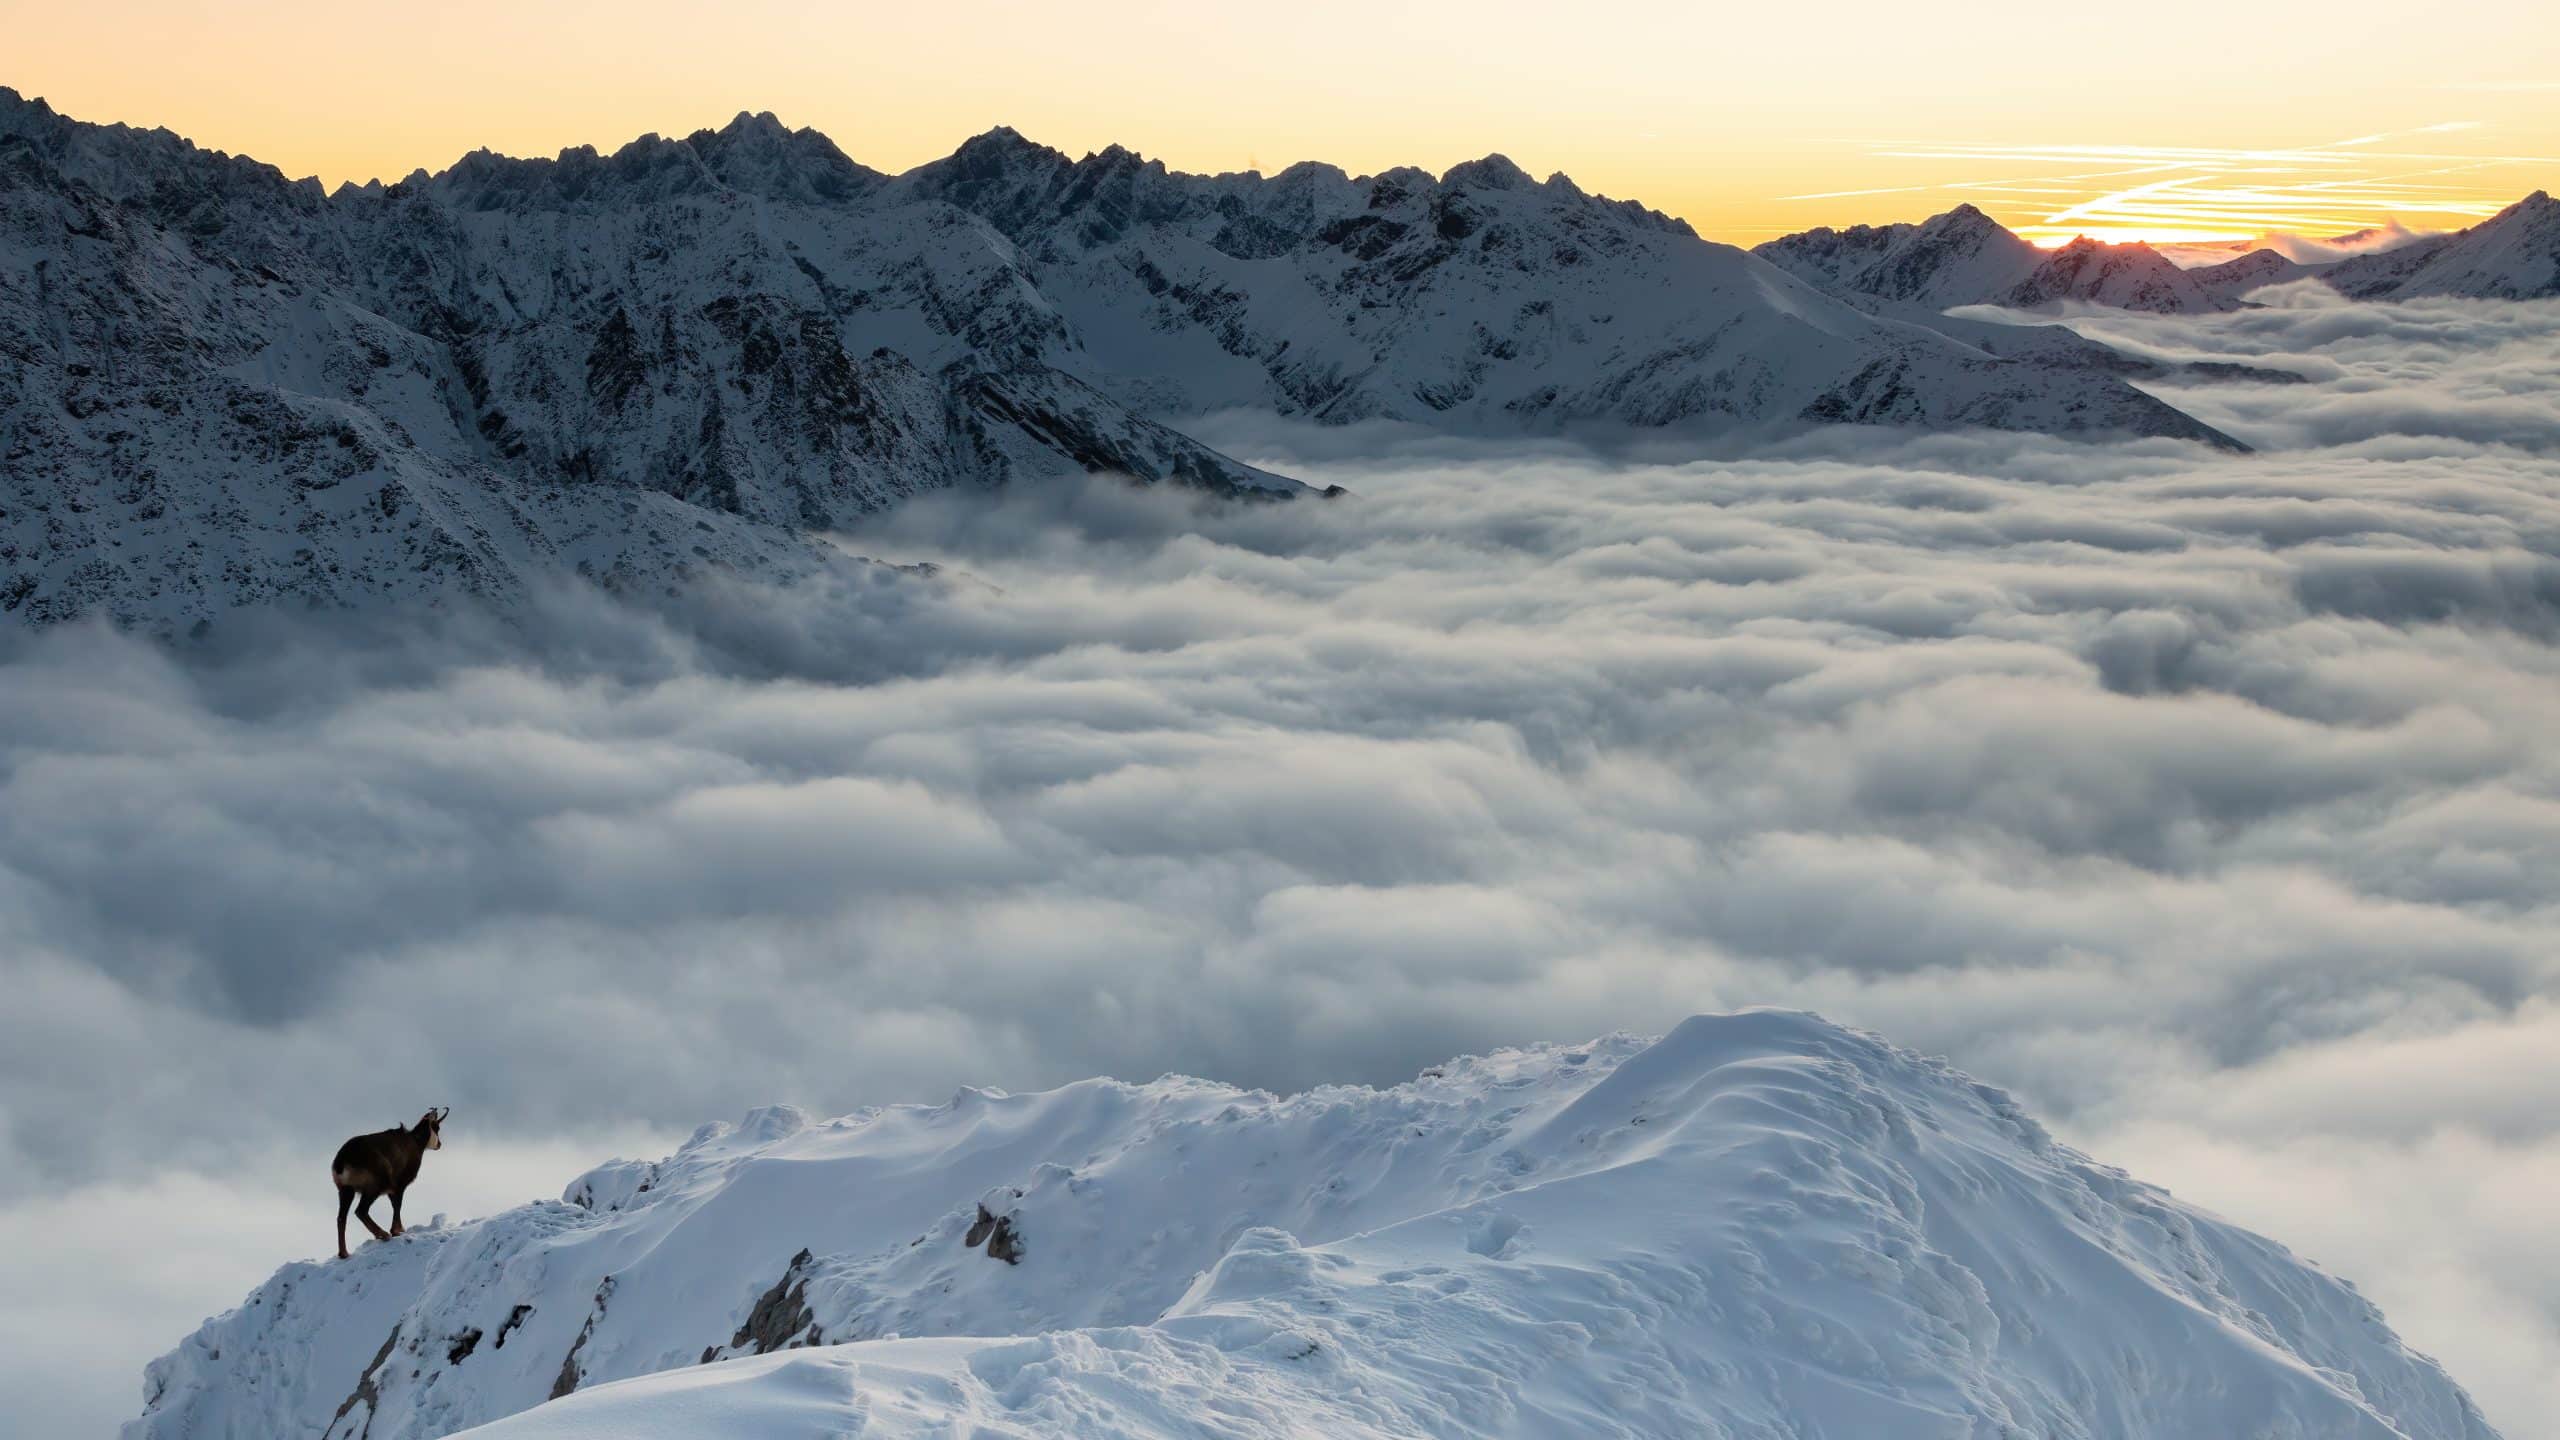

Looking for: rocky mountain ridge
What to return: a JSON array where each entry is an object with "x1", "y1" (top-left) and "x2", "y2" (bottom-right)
[{"x1": 4, "y1": 89, "x2": 2239, "y2": 630}]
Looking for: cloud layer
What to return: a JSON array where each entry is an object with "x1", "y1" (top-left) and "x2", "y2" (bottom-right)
[{"x1": 6, "y1": 294, "x2": 2560, "y2": 1436}]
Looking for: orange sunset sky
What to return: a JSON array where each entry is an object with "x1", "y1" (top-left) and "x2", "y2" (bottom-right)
[{"x1": 7, "y1": 0, "x2": 2557, "y2": 245}]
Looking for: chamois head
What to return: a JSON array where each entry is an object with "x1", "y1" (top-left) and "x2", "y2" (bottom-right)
[{"x1": 417, "y1": 1107, "x2": 449, "y2": 1150}]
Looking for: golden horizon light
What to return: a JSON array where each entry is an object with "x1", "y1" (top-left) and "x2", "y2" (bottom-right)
[{"x1": 3, "y1": 0, "x2": 2555, "y2": 247}]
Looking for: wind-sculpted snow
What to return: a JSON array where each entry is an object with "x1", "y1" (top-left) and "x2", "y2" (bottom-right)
[
  {"x1": 1, "y1": 87, "x2": 2252, "y2": 629},
  {"x1": 128, "y1": 1013, "x2": 2498, "y2": 1440}
]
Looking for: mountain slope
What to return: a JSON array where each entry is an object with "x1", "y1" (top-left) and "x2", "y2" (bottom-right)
[
  {"x1": 2381, "y1": 191, "x2": 2560, "y2": 300},
  {"x1": 130, "y1": 1012, "x2": 2498, "y2": 1440}
]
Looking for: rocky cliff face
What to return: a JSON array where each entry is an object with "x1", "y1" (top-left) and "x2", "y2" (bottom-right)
[{"x1": 4, "y1": 91, "x2": 2241, "y2": 629}]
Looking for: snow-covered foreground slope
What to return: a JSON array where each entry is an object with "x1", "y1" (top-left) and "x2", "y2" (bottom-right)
[{"x1": 132, "y1": 1012, "x2": 2497, "y2": 1440}]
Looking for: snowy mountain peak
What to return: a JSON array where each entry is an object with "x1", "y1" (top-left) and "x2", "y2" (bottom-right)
[
  {"x1": 1912, "y1": 202, "x2": 2014, "y2": 245},
  {"x1": 0, "y1": 84, "x2": 51, "y2": 129},
  {"x1": 943, "y1": 123, "x2": 1067, "y2": 172},
  {"x1": 0, "y1": 84, "x2": 315, "y2": 215},
  {"x1": 1440, "y1": 152, "x2": 1535, "y2": 190},
  {"x1": 2004, "y1": 234, "x2": 2235, "y2": 312},
  {"x1": 2188, "y1": 246, "x2": 2314, "y2": 304},
  {"x1": 127, "y1": 1011, "x2": 2499, "y2": 1440},
  {"x1": 684, "y1": 110, "x2": 882, "y2": 203},
  {"x1": 708, "y1": 108, "x2": 794, "y2": 139},
  {"x1": 414, "y1": 112, "x2": 883, "y2": 210},
  {"x1": 1753, "y1": 202, "x2": 2044, "y2": 308}
]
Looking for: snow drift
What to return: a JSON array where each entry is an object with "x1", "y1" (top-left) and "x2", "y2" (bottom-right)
[{"x1": 130, "y1": 1012, "x2": 2498, "y2": 1440}]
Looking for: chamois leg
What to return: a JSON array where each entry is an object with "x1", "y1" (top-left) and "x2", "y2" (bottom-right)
[
  {"x1": 389, "y1": 1187, "x2": 405, "y2": 1237},
  {"x1": 355, "y1": 1192, "x2": 392, "y2": 1242},
  {"x1": 336, "y1": 1185, "x2": 355, "y2": 1260}
]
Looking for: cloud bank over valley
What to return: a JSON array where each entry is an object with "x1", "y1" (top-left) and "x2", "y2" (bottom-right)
[{"x1": 6, "y1": 288, "x2": 2560, "y2": 1435}]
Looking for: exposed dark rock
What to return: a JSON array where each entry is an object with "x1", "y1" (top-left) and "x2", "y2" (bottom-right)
[
  {"x1": 727, "y1": 1249, "x2": 822, "y2": 1355},
  {"x1": 964, "y1": 1199, "x2": 1025, "y2": 1265},
  {"x1": 551, "y1": 1277, "x2": 614, "y2": 1401},
  {"x1": 326, "y1": 1327, "x2": 401, "y2": 1440}
]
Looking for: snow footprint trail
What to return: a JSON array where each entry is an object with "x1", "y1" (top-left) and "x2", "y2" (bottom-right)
[{"x1": 131, "y1": 1012, "x2": 2500, "y2": 1440}]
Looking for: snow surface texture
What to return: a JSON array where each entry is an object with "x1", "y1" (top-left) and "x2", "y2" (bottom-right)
[
  {"x1": 133, "y1": 1013, "x2": 2496, "y2": 1440},
  {"x1": 2, "y1": 88, "x2": 2241, "y2": 632}
]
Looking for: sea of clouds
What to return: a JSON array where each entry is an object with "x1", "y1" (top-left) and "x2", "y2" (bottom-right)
[{"x1": 5, "y1": 283, "x2": 2558, "y2": 1436}]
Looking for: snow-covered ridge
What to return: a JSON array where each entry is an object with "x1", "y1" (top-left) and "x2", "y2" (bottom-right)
[
  {"x1": 129, "y1": 1011, "x2": 2498, "y2": 1440},
  {"x1": 1755, "y1": 210, "x2": 2238, "y2": 315},
  {"x1": 4, "y1": 87, "x2": 2242, "y2": 631}
]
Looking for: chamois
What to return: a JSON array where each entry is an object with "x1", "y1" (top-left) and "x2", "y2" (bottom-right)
[{"x1": 332, "y1": 1108, "x2": 446, "y2": 1260}]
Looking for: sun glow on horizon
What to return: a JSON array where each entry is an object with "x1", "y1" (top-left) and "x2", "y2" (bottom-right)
[
  {"x1": 1811, "y1": 133, "x2": 2546, "y2": 248},
  {"x1": 4, "y1": 0, "x2": 2556, "y2": 245},
  {"x1": 2024, "y1": 228, "x2": 2267, "y2": 248}
]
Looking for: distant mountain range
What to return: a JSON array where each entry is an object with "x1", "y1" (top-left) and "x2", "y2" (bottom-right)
[
  {"x1": 3, "y1": 87, "x2": 2551, "y2": 628},
  {"x1": 1756, "y1": 192, "x2": 2558, "y2": 314}
]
